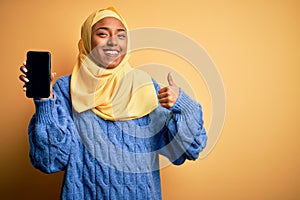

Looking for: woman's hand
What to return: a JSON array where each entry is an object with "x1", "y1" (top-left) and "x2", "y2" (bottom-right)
[
  {"x1": 19, "y1": 62, "x2": 56, "y2": 99},
  {"x1": 158, "y1": 72, "x2": 180, "y2": 109}
]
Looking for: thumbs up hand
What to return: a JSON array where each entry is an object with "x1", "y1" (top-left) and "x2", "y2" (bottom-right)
[{"x1": 158, "y1": 72, "x2": 180, "y2": 108}]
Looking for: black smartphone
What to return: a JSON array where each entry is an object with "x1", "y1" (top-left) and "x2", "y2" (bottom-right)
[{"x1": 26, "y1": 51, "x2": 51, "y2": 98}]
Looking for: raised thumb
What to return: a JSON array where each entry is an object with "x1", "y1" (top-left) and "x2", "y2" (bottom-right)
[{"x1": 167, "y1": 72, "x2": 177, "y2": 86}]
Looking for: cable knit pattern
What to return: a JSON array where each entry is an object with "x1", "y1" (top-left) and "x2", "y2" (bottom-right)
[{"x1": 28, "y1": 75, "x2": 207, "y2": 200}]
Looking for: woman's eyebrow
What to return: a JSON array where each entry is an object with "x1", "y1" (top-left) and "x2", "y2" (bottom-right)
[
  {"x1": 96, "y1": 27, "x2": 109, "y2": 31},
  {"x1": 117, "y1": 28, "x2": 126, "y2": 32},
  {"x1": 96, "y1": 27, "x2": 126, "y2": 32}
]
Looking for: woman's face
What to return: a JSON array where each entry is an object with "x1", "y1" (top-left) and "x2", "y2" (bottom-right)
[{"x1": 91, "y1": 17, "x2": 127, "y2": 69}]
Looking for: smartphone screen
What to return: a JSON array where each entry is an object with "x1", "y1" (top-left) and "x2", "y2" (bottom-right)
[{"x1": 26, "y1": 51, "x2": 51, "y2": 98}]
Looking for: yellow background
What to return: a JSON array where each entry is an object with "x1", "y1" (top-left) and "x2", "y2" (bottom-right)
[{"x1": 1, "y1": 0, "x2": 299, "y2": 199}]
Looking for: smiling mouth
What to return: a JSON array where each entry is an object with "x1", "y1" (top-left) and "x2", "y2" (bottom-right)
[{"x1": 103, "y1": 49, "x2": 120, "y2": 56}]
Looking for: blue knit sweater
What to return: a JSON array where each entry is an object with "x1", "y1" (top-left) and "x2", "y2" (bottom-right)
[{"x1": 28, "y1": 75, "x2": 207, "y2": 200}]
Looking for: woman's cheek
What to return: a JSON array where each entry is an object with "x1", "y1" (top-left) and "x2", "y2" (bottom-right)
[{"x1": 92, "y1": 35, "x2": 105, "y2": 49}]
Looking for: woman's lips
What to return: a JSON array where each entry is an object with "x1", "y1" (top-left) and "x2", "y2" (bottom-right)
[{"x1": 103, "y1": 49, "x2": 120, "y2": 57}]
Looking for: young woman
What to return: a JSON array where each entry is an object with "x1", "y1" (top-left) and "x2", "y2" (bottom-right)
[{"x1": 19, "y1": 7, "x2": 207, "y2": 200}]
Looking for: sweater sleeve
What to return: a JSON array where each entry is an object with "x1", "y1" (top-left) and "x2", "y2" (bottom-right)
[
  {"x1": 153, "y1": 81, "x2": 207, "y2": 165},
  {"x1": 28, "y1": 76, "x2": 74, "y2": 174}
]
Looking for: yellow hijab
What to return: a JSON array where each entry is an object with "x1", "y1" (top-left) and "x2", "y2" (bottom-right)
[{"x1": 70, "y1": 7, "x2": 158, "y2": 121}]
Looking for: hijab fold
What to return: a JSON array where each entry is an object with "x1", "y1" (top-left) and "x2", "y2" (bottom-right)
[{"x1": 70, "y1": 7, "x2": 158, "y2": 121}]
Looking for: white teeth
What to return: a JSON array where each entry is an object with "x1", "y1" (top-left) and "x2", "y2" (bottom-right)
[{"x1": 105, "y1": 50, "x2": 119, "y2": 55}]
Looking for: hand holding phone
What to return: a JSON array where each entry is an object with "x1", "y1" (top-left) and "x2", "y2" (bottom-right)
[{"x1": 25, "y1": 51, "x2": 51, "y2": 98}]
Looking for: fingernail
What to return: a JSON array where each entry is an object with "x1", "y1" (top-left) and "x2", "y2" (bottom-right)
[
  {"x1": 23, "y1": 87, "x2": 27, "y2": 91},
  {"x1": 24, "y1": 68, "x2": 28, "y2": 73},
  {"x1": 24, "y1": 77, "x2": 29, "y2": 82}
]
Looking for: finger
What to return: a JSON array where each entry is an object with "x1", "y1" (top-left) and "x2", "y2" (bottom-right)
[
  {"x1": 158, "y1": 86, "x2": 175, "y2": 94},
  {"x1": 159, "y1": 87, "x2": 176, "y2": 96},
  {"x1": 167, "y1": 72, "x2": 177, "y2": 87},
  {"x1": 157, "y1": 92, "x2": 168, "y2": 99},
  {"x1": 159, "y1": 97, "x2": 169, "y2": 103},
  {"x1": 50, "y1": 72, "x2": 57, "y2": 81},
  {"x1": 160, "y1": 102, "x2": 173, "y2": 109},
  {"x1": 22, "y1": 85, "x2": 27, "y2": 92},
  {"x1": 159, "y1": 94, "x2": 176, "y2": 103},
  {"x1": 19, "y1": 74, "x2": 29, "y2": 83},
  {"x1": 20, "y1": 66, "x2": 28, "y2": 73},
  {"x1": 158, "y1": 87, "x2": 168, "y2": 94}
]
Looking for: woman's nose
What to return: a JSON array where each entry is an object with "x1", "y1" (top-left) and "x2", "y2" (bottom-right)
[{"x1": 107, "y1": 35, "x2": 118, "y2": 46}]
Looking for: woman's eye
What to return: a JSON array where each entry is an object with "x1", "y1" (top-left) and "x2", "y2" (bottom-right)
[
  {"x1": 97, "y1": 33, "x2": 108, "y2": 37},
  {"x1": 117, "y1": 34, "x2": 126, "y2": 39}
]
